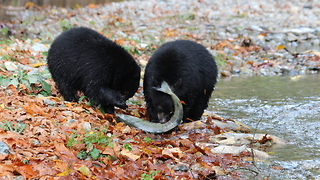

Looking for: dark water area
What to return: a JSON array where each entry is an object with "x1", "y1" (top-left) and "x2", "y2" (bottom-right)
[{"x1": 210, "y1": 74, "x2": 320, "y2": 179}]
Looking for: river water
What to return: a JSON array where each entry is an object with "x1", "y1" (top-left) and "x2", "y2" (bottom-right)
[{"x1": 210, "y1": 74, "x2": 320, "y2": 179}]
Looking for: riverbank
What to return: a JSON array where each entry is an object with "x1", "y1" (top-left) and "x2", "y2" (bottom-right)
[
  {"x1": 1, "y1": 0, "x2": 320, "y2": 76},
  {"x1": 0, "y1": 0, "x2": 320, "y2": 179}
]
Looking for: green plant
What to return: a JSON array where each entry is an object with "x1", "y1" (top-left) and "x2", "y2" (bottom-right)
[
  {"x1": 123, "y1": 45, "x2": 141, "y2": 56},
  {"x1": 123, "y1": 143, "x2": 132, "y2": 151},
  {"x1": 0, "y1": 70, "x2": 51, "y2": 96},
  {"x1": 42, "y1": 51, "x2": 48, "y2": 56},
  {"x1": 214, "y1": 53, "x2": 229, "y2": 67},
  {"x1": 77, "y1": 148, "x2": 102, "y2": 160},
  {"x1": 126, "y1": 99, "x2": 142, "y2": 106},
  {"x1": 0, "y1": 121, "x2": 27, "y2": 134},
  {"x1": 144, "y1": 137, "x2": 153, "y2": 143},
  {"x1": 0, "y1": 27, "x2": 9, "y2": 36},
  {"x1": 78, "y1": 96, "x2": 93, "y2": 107},
  {"x1": 1, "y1": 55, "x2": 16, "y2": 61},
  {"x1": 22, "y1": 160, "x2": 29, "y2": 164},
  {"x1": 141, "y1": 170, "x2": 160, "y2": 180},
  {"x1": 59, "y1": 20, "x2": 74, "y2": 31},
  {"x1": 67, "y1": 127, "x2": 113, "y2": 160},
  {"x1": 178, "y1": 13, "x2": 195, "y2": 21}
]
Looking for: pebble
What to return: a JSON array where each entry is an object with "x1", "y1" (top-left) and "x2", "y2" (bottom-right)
[
  {"x1": 1, "y1": 0, "x2": 320, "y2": 76},
  {"x1": 0, "y1": 141, "x2": 10, "y2": 155},
  {"x1": 43, "y1": 99, "x2": 56, "y2": 106},
  {"x1": 83, "y1": 122, "x2": 91, "y2": 131},
  {"x1": 4, "y1": 61, "x2": 18, "y2": 71}
]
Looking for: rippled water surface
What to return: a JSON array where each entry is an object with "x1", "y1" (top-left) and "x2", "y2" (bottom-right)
[{"x1": 210, "y1": 74, "x2": 320, "y2": 179}]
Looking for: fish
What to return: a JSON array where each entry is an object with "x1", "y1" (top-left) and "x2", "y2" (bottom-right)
[{"x1": 116, "y1": 81, "x2": 183, "y2": 133}]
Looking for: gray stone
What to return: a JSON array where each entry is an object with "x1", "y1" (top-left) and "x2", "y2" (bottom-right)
[
  {"x1": 43, "y1": 99, "x2": 56, "y2": 106},
  {"x1": 0, "y1": 141, "x2": 10, "y2": 154}
]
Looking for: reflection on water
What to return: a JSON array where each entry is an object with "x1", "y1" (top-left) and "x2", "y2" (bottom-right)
[{"x1": 210, "y1": 74, "x2": 320, "y2": 179}]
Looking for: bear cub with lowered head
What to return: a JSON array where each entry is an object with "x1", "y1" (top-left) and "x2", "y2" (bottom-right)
[
  {"x1": 47, "y1": 27, "x2": 140, "y2": 114},
  {"x1": 144, "y1": 40, "x2": 218, "y2": 123}
]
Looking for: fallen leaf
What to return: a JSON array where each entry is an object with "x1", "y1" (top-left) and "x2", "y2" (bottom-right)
[
  {"x1": 162, "y1": 147, "x2": 184, "y2": 160},
  {"x1": 121, "y1": 149, "x2": 140, "y2": 161},
  {"x1": 57, "y1": 162, "x2": 73, "y2": 176},
  {"x1": 78, "y1": 165, "x2": 91, "y2": 177}
]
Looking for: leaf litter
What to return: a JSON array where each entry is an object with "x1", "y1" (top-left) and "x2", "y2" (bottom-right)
[
  {"x1": 0, "y1": 41, "x2": 258, "y2": 179},
  {"x1": 0, "y1": 0, "x2": 313, "y2": 179}
]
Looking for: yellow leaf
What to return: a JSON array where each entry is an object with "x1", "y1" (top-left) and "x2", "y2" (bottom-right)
[
  {"x1": 57, "y1": 163, "x2": 73, "y2": 176},
  {"x1": 277, "y1": 45, "x2": 285, "y2": 50},
  {"x1": 78, "y1": 165, "x2": 91, "y2": 177},
  {"x1": 31, "y1": 63, "x2": 45, "y2": 68},
  {"x1": 25, "y1": 2, "x2": 35, "y2": 8}
]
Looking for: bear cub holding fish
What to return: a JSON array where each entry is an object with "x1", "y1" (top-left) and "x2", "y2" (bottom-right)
[{"x1": 144, "y1": 40, "x2": 218, "y2": 124}]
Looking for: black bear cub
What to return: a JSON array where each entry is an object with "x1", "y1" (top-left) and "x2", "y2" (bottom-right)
[
  {"x1": 143, "y1": 40, "x2": 218, "y2": 123},
  {"x1": 47, "y1": 27, "x2": 141, "y2": 114}
]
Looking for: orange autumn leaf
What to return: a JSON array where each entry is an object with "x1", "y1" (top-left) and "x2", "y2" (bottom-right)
[
  {"x1": 57, "y1": 162, "x2": 73, "y2": 177},
  {"x1": 23, "y1": 103, "x2": 48, "y2": 116},
  {"x1": 16, "y1": 165, "x2": 35, "y2": 179},
  {"x1": 88, "y1": 3, "x2": 97, "y2": 8},
  {"x1": 54, "y1": 142, "x2": 77, "y2": 161},
  {"x1": 0, "y1": 164, "x2": 14, "y2": 176}
]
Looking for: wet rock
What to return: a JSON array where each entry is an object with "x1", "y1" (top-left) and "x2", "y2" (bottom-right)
[
  {"x1": 67, "y1": 119, "x2": 77, "y2": 123},
  {"x1": 0, "y1": 141, "x2": 10, "y2": 155},
  {"x1": 196, "y1": 142, "x2": 271, "y2": 159},
  {"x1": 280, "y1": 67, "x2": 299, "y2": 76},
  {"x1": 311, "y1": 39, "x2": 320, "y2": 46},
  {"x1": 4, "y1": 61, "x2": 18, "y2": 71},
  {"x1": 62, "y1": 111, "x2": 73, "y2": 117},
  {"x1": 31, "y1": 43, "x2": 48, "y2": 52},
  {"x1": 32, "y1": 140, "x2": 41, "y2": 146},
  {"x1": 220, "y1": 70, "x2": 232, "y2": 77},
  {"x1": 287, "y1": 33, "x2": 298, "y2": 42},
  {"x1": 83, "y1": 122, "x2": 91, "y2": 131},
  {"x1": 179, "y1": 117, "x2": 251, "y2": 133},
  {"x1": 239, "y1": 67, "x2": 253, "y2": 74},
  {"x1": 43, "y1": 98, "x2": 56, "y2": 106},
  {"x1": 209, "y1": 133, "x2": 286, "y2": 147},
  {"x1": 173, "y1": 164, "x2": 189, "y2": 172}
]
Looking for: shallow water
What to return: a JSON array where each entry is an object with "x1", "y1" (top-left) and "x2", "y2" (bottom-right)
[{"x1": 210, "y1": 74, "x2": 320, "y2": 179}]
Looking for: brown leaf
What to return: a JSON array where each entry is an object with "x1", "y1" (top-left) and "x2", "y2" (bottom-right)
[
  {"x1": 16, "y1": 164, "x2": 35, "y2": 179},
  {"x1": 54, "y1": 142, "x2": 77, "y2": 161}
]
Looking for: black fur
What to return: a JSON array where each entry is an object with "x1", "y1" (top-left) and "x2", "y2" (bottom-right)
[
  {"x1": 143, "y1": 40, "x2": 218, "y2": 123},
  {"x1": 47, "y1": 27, "x2": 140, "y2": 114}
]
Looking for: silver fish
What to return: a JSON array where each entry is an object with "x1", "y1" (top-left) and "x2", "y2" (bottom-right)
[{"x1": 116, "y1": 81, "x2": 183, "y2": 133}]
